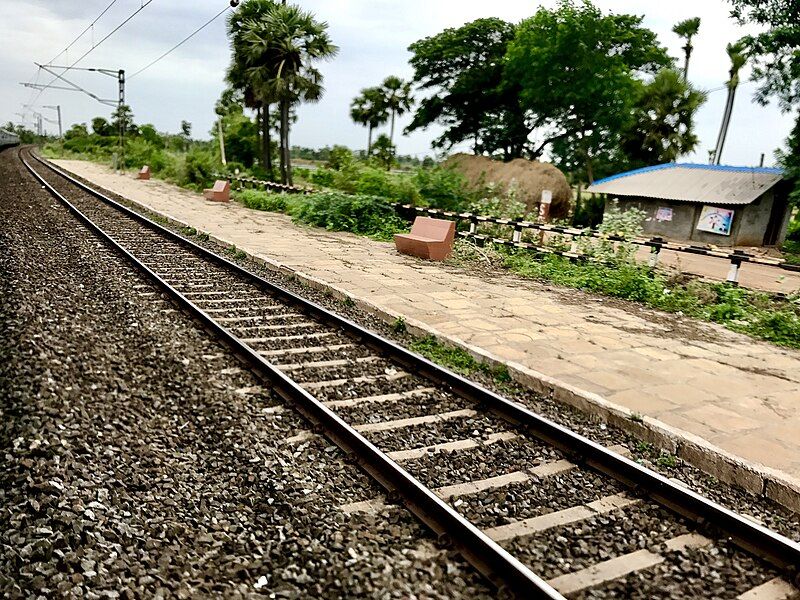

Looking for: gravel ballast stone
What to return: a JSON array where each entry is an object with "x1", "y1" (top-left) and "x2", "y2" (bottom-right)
[{"x1": 0, "y1": 148, "x2": 494, "y2": 598}]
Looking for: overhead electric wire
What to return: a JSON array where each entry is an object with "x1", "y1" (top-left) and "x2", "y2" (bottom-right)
[
  {"x1": 129, "y1": 5, "x2": 231, "y2": 79},
  {"x1": 27, "y1": 0, "x2": 157, "y2": 107},
  {"x1": 47, "y1": 0, "x2": 122, "y2": 65}
]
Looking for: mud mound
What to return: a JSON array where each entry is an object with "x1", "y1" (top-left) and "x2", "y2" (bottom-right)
[{"x1": 444, "y1": 153, "x2": 571, "y2": 218}]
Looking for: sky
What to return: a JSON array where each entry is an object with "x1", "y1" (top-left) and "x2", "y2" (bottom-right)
[{"x1": 0, "y1": 0, "x2": 795, "y2": 167}]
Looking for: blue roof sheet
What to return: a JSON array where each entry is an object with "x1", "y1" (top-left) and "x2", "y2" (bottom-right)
[{"x1": 592, "y1": 163, "x2": 784, "y2": 187}]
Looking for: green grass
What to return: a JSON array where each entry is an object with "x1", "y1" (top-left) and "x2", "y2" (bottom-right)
[
  {"x1": 233, "y1": 188, "x2": 408, "y2": 242},
  {"x1": 502, "y1": 249, "x2": 800, "y2": 349},
  {"x1": 409, "y1": 336, "x2": 512, "y2": 383}
]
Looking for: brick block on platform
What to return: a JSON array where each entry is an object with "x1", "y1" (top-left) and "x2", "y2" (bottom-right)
[
  {"x1": 137, "y1": 166, "x2": 151, "y2": 180},
  {"x1": 203, "y1": 180, "x2": 230, "y2": 203},
  {"x1": 394, "y1": 216, "x2": 455, "y2": 261}
]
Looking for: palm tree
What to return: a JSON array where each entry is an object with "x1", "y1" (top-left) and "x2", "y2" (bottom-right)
[
  {"x1": 713, "y1": 41, "x2": 747, "y2": 165},
  {"x1": 622, "y1": 69, "x2": 706, "y2": 168},
  {"x1": 350, "y1": 87, "x2": 388, "y2": 155},
  {"x1": 232, "y1": 0, "x2": 339, "y2": 184},
  {"x1": 672, "y1": 18, "x2": 701, "y2": 81},
  {"x1": 240, "y1": 4, "x2": 338, "y2": 184},
  {"x1": 227, "y1": 0, "x2": 276, "y2": 175},
  {"x1": 380, "y1": 76, "x2": 414, "y2": 147}
]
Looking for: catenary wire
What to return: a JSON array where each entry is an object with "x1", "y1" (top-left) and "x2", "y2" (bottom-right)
[{"x1": 129, "y1": 5, "x2": 231, "y2": 79}]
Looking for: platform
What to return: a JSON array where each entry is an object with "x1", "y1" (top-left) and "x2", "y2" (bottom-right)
[{"x1": 53, "y1": 159, "x2": 800, "y2": 510}]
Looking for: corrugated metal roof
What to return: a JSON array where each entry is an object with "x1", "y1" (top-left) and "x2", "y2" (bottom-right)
[{"x1": 587, "y1": 163, "x2": 784, "y2": 205}]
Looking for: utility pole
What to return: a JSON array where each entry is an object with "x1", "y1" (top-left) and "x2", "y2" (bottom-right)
[
  {"x1": 218, "y1": 120, "x2": 227, "y2": 166},
  {"x1": 24, "y1": 64, "x2": 125, "y2": 166},
  {"x1": 118, "y1": 69, "x2": 126, "y2": 171},
  {"x1": 42, "y1": 105, "x2": 62, "y2": 138}
]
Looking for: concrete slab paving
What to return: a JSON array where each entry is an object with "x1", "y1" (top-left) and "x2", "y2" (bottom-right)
[{"x1": 53, "y1": 160, "x2": 800, "y2": 498}]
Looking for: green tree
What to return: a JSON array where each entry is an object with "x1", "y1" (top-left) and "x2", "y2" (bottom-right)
[
  {"x1": 776, "y1": 117, "x2": 800, "y2": 205},
  {"x1": 407, "y1": 17, "x2": 529, "y2": 159},
  {"x1": 672, "y1": 18, "x2": 701, "y2": 81},
  {"x1": 730, "y1": 0, "x2": 800, "y2": 202},
  {"x1": 227, "y1": 0, "x2": 278, "y2": 176},
  {"x1": 214, "y1": 88, "x2": 261, "y2": 168},
  {"x1": 505, "y1": 0, "x2": 671, "y2": 181},
  {"x1": 91, "y1": 117, "x2": 112, "y2": 136},
  {"x1": 730, "y1": 0, "x2": 800, "y2": 110},
  {"x1": 350, "y1": 87, "x2": 388, "y2": 155},
  {"x1": 65, "y1": 123, "x2": 89, "y2": 140},
  {"x1": 111, "y1": 104, "x2": 137, "y2": 137},
  {"x1": 236, "y1": 3, "x2": 338, "y2": 184},
  {"x1": 370, "y1": 133, "x2": 395, "y2": 170},
  {"x1": 380, "y1": 76, "x2": 414, "y2": 147},
  {"x1": 622, "y1": 69, "x2": 706, "y2": 168},
  {"x1": 713, "y1": 41, "x2": 747, "y2": 164}
]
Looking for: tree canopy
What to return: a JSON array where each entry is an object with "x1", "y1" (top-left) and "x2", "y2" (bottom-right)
[
  {"x1": 622, "y1": 69, "x2": 706, "y2": 169},
  {"x1": 406, "y1": 17, "x2": 528, "y2": 159},
  {"x1": 506, "y1": 0, "x2": 672, "y2": 179},
  {"x1": 730, "y1": 0, "x2": 800, "y2": 110},
  {"x1": 227, "y1": 1, "x2": 338, "y2": 184}
]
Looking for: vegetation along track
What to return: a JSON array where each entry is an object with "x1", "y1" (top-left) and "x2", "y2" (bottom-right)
[{"x1": 20, "y1": 147, "x2": 800, "y2": 599}]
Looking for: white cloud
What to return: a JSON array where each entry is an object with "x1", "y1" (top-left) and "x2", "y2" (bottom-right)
[{"x1": 0, "y1": 0, "x2": 793, "y2": 166}]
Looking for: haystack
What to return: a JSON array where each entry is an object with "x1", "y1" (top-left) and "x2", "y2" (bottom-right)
[{"x1": 444, "y1": 153, "x2": 571, "y2": 219}]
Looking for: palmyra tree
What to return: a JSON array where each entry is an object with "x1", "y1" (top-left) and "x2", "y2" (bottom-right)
[
  {"x1": 672, "y1": 17, "x2": 701, "y2": 81},
  {"x1": 350, "y1": 87, "x2": 388, "y2": 155}
]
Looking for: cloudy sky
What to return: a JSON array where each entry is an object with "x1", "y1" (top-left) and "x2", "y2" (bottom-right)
[{"x1": 0, "y1": 0, "x2": 794, "y2": 166}]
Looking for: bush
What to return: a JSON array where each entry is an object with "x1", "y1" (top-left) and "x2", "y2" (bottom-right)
[
  {"x1": 236, "y1": 189, "x2": 297, "y2": 213},
  {"x1": 413, "y1": 166, "x2": 473, "y2": 211},
  {"x1": 501, "y1": 248, "x2": 800, "y2": 349},
  {"x1": 292, "y1": 191, "x2": 407, "y2": 240},
  {"x1": 326, "y1": 145, "x2": 353, "y2": 170},
  {"x1": 310, "y1": 167, "x2": 337, "y2": 187},
  {"x1": 181, "y1": 149, "x2": 216, "y2": 189}
]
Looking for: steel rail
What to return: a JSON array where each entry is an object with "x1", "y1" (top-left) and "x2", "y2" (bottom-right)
[
  {"x1": 29, "y1": 151, "x2": 800, "y2": 586},
  {"x1": 20, "y1": 149, "x2": 563, "y2": 598}
]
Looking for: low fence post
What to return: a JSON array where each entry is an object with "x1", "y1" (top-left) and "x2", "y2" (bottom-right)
[
  {"x1": 469, "y1": 215, "x2": 478, "y2": 235},
  {"x1": 727, "y1": 252, "x2": 745, "y2": 286},
  {"x1": 512, "y1": 219, "x2": 522, "y2": 244},
  {"x1": 649, "y1": 237, "x2": 663, "y2": 268}
]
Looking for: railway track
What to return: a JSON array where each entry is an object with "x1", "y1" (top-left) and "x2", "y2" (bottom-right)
[{"x1": 19, "y1": 148, "x2": 800, "y2": 599}]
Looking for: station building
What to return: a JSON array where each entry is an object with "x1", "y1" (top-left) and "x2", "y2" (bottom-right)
[{"x1": 587, "y1": 163, "x2": 791, "y2": 247}]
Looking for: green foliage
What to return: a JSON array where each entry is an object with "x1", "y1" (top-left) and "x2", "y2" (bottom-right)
[
  {"x1": 502, "y1": 250, "x2": 800, "y2": 348},
  {"x1": 730, "y1": 0, "x2": 800, "y2": 110},
  {"x1": 227, "y1": 1, "x2": 338, "y2": 184},
  {"x1": 310, "y1": 162, "x2": 421, "y2": 204},
  {"x1": 391, "y1": 316, "x2": 407, "y2": 333},
  {"x1": 309, "y1": 167, "x2": 336, "y2": 187},
  {"x1": 370, "y1": 134, "x2": 395, "y2": 170},
  {"x1": 407, "y1": 17, "x2": 528, "y2": 158},
  {"x1": 350, "y1": 86, "x2": 388, "y2": 152},
  {"x1": 291, "y1": 191, "x2": 407, "y2": 240},
  {"x1": 412, "y1": 166, "x2": 472, "y2": 211},
  {"x1": 326, "y1": 145, "x2": 353, "y2": 170},
  {"x1": 507, "y1": 0, "x2": 671, "y2": 176},
  {"x1": 622, "y1": 69, "x2": 706, "y2": 169},
  {"x1": 182, "y1": 148, "x2": 216, "y2": 189},
  {"x1": 235, "y1": 188, "x2": 302, "y2": 213},
  {"x1": 410, "y1": 336, "x2": 512, "y2": 382},
  {"x1": 467, "y1": 183, "x2": 527, "y2": 220}
]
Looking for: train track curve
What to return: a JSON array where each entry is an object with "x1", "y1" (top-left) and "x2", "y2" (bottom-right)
[{"x1": 19, "y1": 147, "x2": 800, "y2": 599}]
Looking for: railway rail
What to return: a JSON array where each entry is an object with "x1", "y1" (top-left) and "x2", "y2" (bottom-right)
[{"x1": 20, "y1": 147, "x2": 800, "y2": 598}]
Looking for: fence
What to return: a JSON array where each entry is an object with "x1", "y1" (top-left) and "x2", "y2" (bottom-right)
[
  {"x1": 217, "y1": 173, "x2": 313, "y2": 195},
  {"x1": 392, "y1": 203, "x2": 800, "y2": 285},
  {"x1": 215, "y1": 172, "x2": 798, "y2": 285}
]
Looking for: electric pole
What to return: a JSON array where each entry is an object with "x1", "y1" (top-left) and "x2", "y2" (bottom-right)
[
  {"x1": 218, "y1": 120, "x2": 227, "y2": 166},
  {"x1": 42, "y1": 105, "x2": 62, "y2": 138},
  {"x1": 118, "y1": 69, "x2": 126, "y2": 171}
]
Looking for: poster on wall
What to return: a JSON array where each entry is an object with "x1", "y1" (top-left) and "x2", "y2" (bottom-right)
[
  {"x1": 655, "y1": 207, "x2": 673, "y2": 222},
  {"x1": 696, "y1": 206, "x2": 734, "y2": 236}
]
